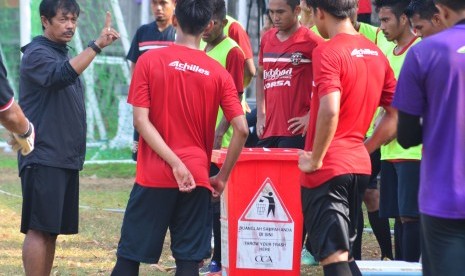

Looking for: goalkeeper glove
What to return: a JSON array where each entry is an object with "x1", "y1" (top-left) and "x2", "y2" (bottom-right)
[{"x1": 9, "y1": 121, "x2": 35, "y2": 155}]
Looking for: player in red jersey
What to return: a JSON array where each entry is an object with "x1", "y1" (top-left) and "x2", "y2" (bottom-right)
[
  {"x1": 111, "y1": 0, "x2": 248, "y2": 275},
  {"x1": 299, "y1": 0, "x2": 397, "y2": 275},
  {"x1": 256, "y1": 0, "x2": 323, "y2": 149}
]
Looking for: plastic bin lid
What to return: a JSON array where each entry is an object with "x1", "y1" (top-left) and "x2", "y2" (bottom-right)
[{"x1": 211, "y1": 147, "x2": 299, "y2": 165}]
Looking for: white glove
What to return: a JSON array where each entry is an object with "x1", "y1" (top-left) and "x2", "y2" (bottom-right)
[{"x1": 8, "y1": 122, "x2": 35, "y2": 156}]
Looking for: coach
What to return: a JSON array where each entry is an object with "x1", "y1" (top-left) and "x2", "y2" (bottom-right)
[{"x1": 17, "y1": 0, "x2": 119, "y2": 274}]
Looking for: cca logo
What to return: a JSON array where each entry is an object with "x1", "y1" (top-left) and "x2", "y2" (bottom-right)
[{"x1": 255, "y1": 255, "x2": 273, "y2": 263}]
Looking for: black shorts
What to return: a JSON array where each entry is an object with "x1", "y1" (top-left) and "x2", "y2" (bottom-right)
[
  {"x1": 379, "y1": 161, "x2": 420, "y2": 218},
  {"x1": 20, "y1": 164, "x2": 79, "y2": 235},
  {"x1": 116, "y1": 184, "x2": 212, "y2": 264},
  {"x1": 301, "y1": 174, "x2": 369, "y2": 261},
  {"x1": 257, "y1": 135, "x2": 305, "y2": 149},
  {"x1": 367, "y1": 148, "x2": 381, "y2": 189}
]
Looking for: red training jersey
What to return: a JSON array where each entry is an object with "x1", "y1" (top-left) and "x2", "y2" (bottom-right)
[
  {"x1": 226, "y1": 46, "x2": 245, "y2": 94},
  {"x1": 301, "y1": 33, "x2": 396, "y2": 188},
  {"x1": 358, "y1": 0, "x2": 372, "y2": 14},
  {"x1": 228, "y1": 21, "x2": 253, "y2": 60},
  {"x1": 128, "y1": 44, "x2": 244, "y2": 190},
  {"x1": 259, "y1": 26, "x2": 323, "y2": 138}
]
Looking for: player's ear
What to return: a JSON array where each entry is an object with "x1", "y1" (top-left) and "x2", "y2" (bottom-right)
[
  {"x1": 41, "y1": 15, "x2": 50, "y2": 30},
  {"x1": 400, "y1": 13, "x2": 409, "y2": 26},
  {"x1": 172, "y1": 14, "x2": 178, "y2": 28},
  {"x1": 294, "y1": 5, "x2": 301, "y2": 17},
  {"x1": 316, "y1": 7, "x2": 324, "y2": 21}
]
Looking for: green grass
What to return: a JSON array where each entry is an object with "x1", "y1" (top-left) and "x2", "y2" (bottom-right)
[
  {"x1": 85, "y1": 147, "x2": 133, "y2": 161},
  {"x1": 0, "y1": 151, "x2": 136, "y2": 179},
  {"x1": 81, "y1": 163, "x2": 135, "y2": 179},
  {"x1": 0, "y1": 153, "x2": 18, "y2": 169},
  {"x1": 0, "y1": 168, "x2": 170, "y2": 275}
]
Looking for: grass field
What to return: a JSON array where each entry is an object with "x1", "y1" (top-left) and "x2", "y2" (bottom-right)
[{"x1": 0, "y1": 153, "x2": 387, "y2": 275}]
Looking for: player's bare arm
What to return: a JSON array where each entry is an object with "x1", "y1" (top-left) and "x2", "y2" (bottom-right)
[
  {"x1": 210, "y1": 115, "x2": 248, "y2": 198},
  {"x1": 243, "y1": 59, "x2": 256, "y2": 88},
  {"x1": 255, "y1": 66, "x2": 266, "y2": 138},
  {"x1": 0, "y1": 101, "x2": 29, "y2": 135},
  {"x1": 133, "y1": 106, "x2": 196, "y2": 193},
  {"x1": 213, "y1": 116, "x2": 230, "y2": 149},
  {"x1": 1, "y1": 102, "x2": 35, "y2": 155},
  {"x1": 364, "y1": 105, "x2": 398, "y2": 154},
  {"x1": 299, "y1": 91, "x2": 340, "y2": 173}
]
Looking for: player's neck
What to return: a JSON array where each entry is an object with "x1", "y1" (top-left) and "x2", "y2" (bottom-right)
[
  {"x1": 206, "y1": 34, "x2": 226, "y2": 52},
  {"x1": 276, "y1": 21, "x2": 299, "y2": 41},
  {"x1": 175, "y1": 32, "x2": 202, "y2": 50},
  {"x1": 449, "y1": 11, "x2": 465, "y2": 27},
  {"x1": 394, "y1": 29, "x2": 416, "y2": 53},
  {"x1": 327, "y1": 18, "x2": 358, "y2": 38},
  {"x1": 156, "y1": 20, "x2": 172, "y2": 32}
]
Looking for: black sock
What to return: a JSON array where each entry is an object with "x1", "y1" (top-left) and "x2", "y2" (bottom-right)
[
  {"x1": 111, "y1": 256, "x2": 140, "y2": 276},
  {"x1": 323, "y1": 261, "x2": 351, "y2": 276},
  {"x1": 368, "y1": 211, "x2": 393, "y2": 260},
  {"x1": 394, "y1": 218, "x2": 403, "y2": 260},
  {"x1": 212, "y1": 210, "x2": 221, "y2": 264},
  {"x1": 349, "y1": 260, "x2": 362, "y2": 276},
  {"x1": 352, "y1": 209, "x2": 364, "y2": 260},
  {"x1": 402, "y1": 220, "x2": 421, "y2": 262},
  {"x1": 175, "y1": 260, "x2": 199, "y2": 276}
]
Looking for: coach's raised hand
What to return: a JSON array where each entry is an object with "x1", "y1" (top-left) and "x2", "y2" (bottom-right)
[{"x1": 95, "y1": 11, "x2": 120, "y2": 49}]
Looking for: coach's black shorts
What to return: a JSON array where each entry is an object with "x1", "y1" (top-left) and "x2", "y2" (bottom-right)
[
  {"x1": 116, "y1": 184, "x2": 212, "y2": 264},
  {"x1": 301, "y1": 174, "x2": 369, "y2": 261},
  {"x1": 256, "y1": 135, "x2": 305, "y2": 149},
  {"x1": 20, "y1": 164, "x2": 79, "y2": 235}
]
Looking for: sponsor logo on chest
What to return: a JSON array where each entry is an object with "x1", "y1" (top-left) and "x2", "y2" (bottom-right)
[
  {"x1": 169, "y1": 61, "x2": 210, "y2": 76},
  {"x1": 351, "y1": 48, "x2": 379, "y2": 57}
]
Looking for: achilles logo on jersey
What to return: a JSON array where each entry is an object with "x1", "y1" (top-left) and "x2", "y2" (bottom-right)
[
  {"x1": 169, "y1": 61, "x2": 210, "y2": 76},
  {"x1": 263, "y1": 68, "x2": 293, "y2": 80},
  {"x1": 351, "y1": 48, "x2": 379, "y2": 58}
]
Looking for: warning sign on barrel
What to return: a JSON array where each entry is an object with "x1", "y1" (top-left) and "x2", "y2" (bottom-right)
[{"x1": 237, "y1": 178, "x2": 295, "y2": 270}]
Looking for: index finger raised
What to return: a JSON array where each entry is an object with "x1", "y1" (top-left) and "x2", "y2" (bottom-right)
[{"x1": 105, "y1": 11, "x2": 112, "y2": 29}]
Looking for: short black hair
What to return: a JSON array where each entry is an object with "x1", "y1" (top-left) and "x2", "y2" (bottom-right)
[
  {"x1": 406, "y1": 0, "x2": 438, "y2": 20},
  {"x1": 39, "y1": 0, "x2": 80, "y2": 30},
  {"x1": 175, "y1": 0, "x2": 213, "y2": 36},
  {"x1": 374, "y1": 0, "x2": 410, "y2": 19},
  {"x1": 433, "y1": 0, "x2": 465, "y2": 10},
  {"x1": 212, "y1": 0, "x2": 227, "y2": 20},
  {"x1": 307, "y1": 0, "x2": 358, "y2": 20},
  {"x1": 286, "y1": 0, "x2": 300, "y2": 10}
]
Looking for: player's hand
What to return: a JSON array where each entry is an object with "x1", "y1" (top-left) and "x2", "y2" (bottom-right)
[
  {"x1": 298, "y1": 150, "x2": 322, "y2": 173},
  {"x1": 172, "y1": 163, "x2": 196, "y2": 193},
  {"x1": 288, "y1": 112, "x2": 309, "y2": 137},
  {"x1": 95, "y1": 12, "x2": 120, "y2": 49},
  {"x1": 210, "y1": 175, "x2": 226, "y2": 199},
  {"x1": 8, "y1": 122, "x2": 35, "y2": 156},
  {"x1": 256, "y1": 113, "x2": 266, "y2": 139}
]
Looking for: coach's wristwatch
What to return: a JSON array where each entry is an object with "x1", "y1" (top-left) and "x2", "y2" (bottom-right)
[{"x1": 87, "y1": 40, "x2": 102, "y2": 54}]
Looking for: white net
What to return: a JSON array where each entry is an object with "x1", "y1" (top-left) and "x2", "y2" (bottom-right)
[{"x1": 0, "y1": 0, "x2": 144, "y2": 160}]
